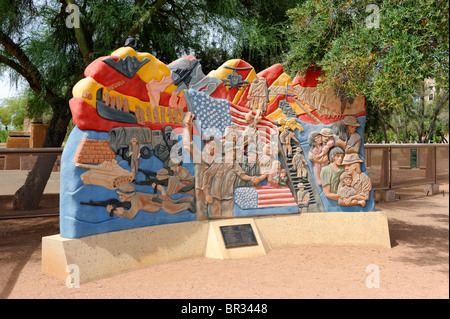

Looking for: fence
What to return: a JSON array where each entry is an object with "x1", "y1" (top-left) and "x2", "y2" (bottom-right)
[
  {"x1": 0, "y1": 144, "x2": 449, "y2": 191},
  {"x1": 364, "y1": 144, "x2": 449, "y2": 190},
  {"x1": 0, "y1": 147, "x2": 63, "y2": 171}
]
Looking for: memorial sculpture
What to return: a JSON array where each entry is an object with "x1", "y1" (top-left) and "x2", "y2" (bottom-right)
[{"x1": 60, "y1": 45, "x2": 373, "y2": 239}]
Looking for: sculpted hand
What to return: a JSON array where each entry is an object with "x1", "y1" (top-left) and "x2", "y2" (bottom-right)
[
  {"x1": 361, "y1": 181, "x2": 372, "y2": 193},
  {"x1": 251, "y1": 176, "x2": 260, "y2": 185},
  {"x1": 183, "y1": 112, "x2": 195, "y2": 129}
]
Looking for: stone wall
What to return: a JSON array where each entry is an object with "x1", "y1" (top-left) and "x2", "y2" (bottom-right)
[
  {"x1": 2, "y1": 123, "x2": 51, "y2": 170},
  {"x1": 4, "y1": 133, "x2": 30, "y2": 170}
]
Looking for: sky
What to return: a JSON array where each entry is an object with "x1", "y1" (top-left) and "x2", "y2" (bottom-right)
[{"x1": 0, "y1": 76, "x2": 18, "y2": 102}]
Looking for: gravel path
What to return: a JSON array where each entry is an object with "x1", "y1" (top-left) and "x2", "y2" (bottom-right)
[{"x1": 1, "y1": 184, "x2": 448, "y2": 299}]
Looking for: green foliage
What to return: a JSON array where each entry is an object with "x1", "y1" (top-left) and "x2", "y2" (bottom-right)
[
  {"x1": 285, "y1": 0, "x2": 449, "y2": 142},
  {"x1": 286, "y1": 0, "x2": 449, "y2": 102},
  {"x1": 0, "y1": 95, "x2": 28, "y2": 131},
  {"x1": 229, "y1": 0, "x2": 301, "y2": 70},
  {"x1": 20, "y1": 88, "x2": 53, "y2": 123},
  {"x1": 0, "y1": 129, "x2": 7, "y2": 143},
  {"x1": 0, "y1": 105, "x2": 12, "y2": 130},
  {"x1": 1, "y1": 0, "x2": 301, "y2": 148}
]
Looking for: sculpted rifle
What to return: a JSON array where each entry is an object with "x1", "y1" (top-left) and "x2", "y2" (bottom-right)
[{"x1": 80, "y1": 199, "x2": 131, "y2": 217}]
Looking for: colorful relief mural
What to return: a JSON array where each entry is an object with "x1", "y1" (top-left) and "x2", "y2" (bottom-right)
[{"x1": 61, "y1": 45, "x2": 373, "y2": 239}]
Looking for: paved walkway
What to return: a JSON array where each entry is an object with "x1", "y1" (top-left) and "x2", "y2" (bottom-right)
[
  {"x1": 0, "y1": 183, "x2": 448, "y2": 299},
  {"x1": 0, "y1": 170, "x2": 60, "y2": 196}
]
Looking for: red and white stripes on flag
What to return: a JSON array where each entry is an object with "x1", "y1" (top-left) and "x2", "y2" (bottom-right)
[
  {"x1": 234, "y1": 186, "x2": 297, "y2": 209},
  {"x1": 229, "y1": 103, "x2": 278, "y2": 145},
  {"x1": 185, "y1": 89, "x2": 278, "y2": 145}
]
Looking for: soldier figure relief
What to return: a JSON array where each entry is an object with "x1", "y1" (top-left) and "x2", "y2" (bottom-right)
[{"x1": 61, "y1": 46, "x2": 373, "y2": 239}]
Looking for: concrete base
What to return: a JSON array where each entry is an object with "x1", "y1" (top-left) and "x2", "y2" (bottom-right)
[
  {"x1": 255, "y1": 210, "x2": 391, "y2": 249},
  {"x1": 42, "y1": 210, "x2": 391, "y2": 284},
  {"x1": 425, "y1": 183, "x2": 440, "y2": 195},
  {"x1": 42, "y1": 221, "x2": 209, "y2": 285},
  {"x1": 374, "y1": 189, "x2": 397, "y2": 202},
  {"x1": 375, "y1": 184, "x2": 441, "y2": 203},
  {"x1": 385, "y1": 190, "x2": 396, "y2": 202},
  {"x1": 205, "y1": 218, "x2": 270, "y2": 260}
]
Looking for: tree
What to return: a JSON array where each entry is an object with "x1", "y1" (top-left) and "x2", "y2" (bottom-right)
[
  {"x1": 0, "y1": 105, "x2": 13, "y2": 131},
  {"x1": 387, "y1": 81, "x2": 449, "y2": 143},
  {"x1": 284, "y1": 0, "x2": 449, "y2": 143},
  {"x1": 1, "y1": 1, "x2": 73, "y2": 209},
  {"x1": 227, "y1": 0, "x2": 301, "y2": 71},
  {"x1": 0, "y1": 95, "x2": 28, "y2": 131},
  {"x1": 1, "y1": 0, "x2": 299, "y2": 210}
]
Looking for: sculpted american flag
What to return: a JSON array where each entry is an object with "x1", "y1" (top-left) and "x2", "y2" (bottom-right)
[
  {"x1": 185, "y1": 89, "x2": 278, "y2": 144},
  {"x1": 234, "y1": 186, "x2": 297, "y2": 209},
  {"x1": 186, "y1": 89, "x2": 233, "y2": 137}
]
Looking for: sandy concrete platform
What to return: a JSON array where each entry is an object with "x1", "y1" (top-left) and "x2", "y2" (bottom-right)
[
  {"x1": 41, "y1": 211, "x2": 390, "y2": 284},
  {"x1": 0, "y1": 184, "x2": 447, "y2": 299}
]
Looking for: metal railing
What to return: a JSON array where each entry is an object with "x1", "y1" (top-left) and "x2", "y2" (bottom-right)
[
  {"x1": 0, "y1": 147, "x2": 64, "y2": 155},
  {"x1": 364, "y1": 144, "x2": 449, "y2": 190},
  {"x1": 0, "y1": 148, "x2": 63, "y2": 171},
  {"x1": 1, "y1": 145, "x2": 449, "y2": 191}
]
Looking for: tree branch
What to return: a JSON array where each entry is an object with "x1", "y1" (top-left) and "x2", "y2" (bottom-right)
[
  {"x1": 425, "y1": 91, "x2": 449, "y2": 142},
  {"x1": 378, "y1": 111, "x2": 396, "y2": 133},
  {"x1": 409, "y1": 107, "x2": 421, "y2": 135},
  {"x1": 392, "y1": 114, "x2": 404, "y2": 142},
  {"x1": 0, "y1": 30, "x2": 43, "y2": 93},
  {"x1": 0, "y1": 55, "x2": 36, "y2": 91},
  {"x1": 418, "y1": 85, "x2": 426, "y2": 142},
  {"x1": 0, "y1": 30, "x2": 65, "y2": 110},
  {"x1": 64, "y1": 0, "x2": 93, "y2": 66},
  {"x1": 119, "y1": 0, "x2": 168, "y2": 47}
]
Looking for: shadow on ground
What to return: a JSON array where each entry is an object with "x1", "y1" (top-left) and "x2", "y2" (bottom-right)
[
  {"x1": 0, "y1": 217, "x2": 59, "y2": 298},
  {"x1": 384, "y1": 191, "x2": 449, "y2": 272}
]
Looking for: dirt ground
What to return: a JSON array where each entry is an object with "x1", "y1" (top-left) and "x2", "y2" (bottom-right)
[{"x1": 0, "y1": 184, "x2": 448, "y2": 300}]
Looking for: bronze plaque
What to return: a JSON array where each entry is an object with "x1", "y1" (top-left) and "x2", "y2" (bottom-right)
[{"x1": 220, "y1": 224, "x2": 258, "y2": 248}]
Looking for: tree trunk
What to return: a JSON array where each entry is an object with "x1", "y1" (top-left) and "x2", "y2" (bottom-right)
[
  {"x1": 382, "y1": 122, "x2": 388, "y2": 142},
  {"x1": 12, "y1": 104, "x2": 71, "y2": 210},
  {"x1": 12, "y1": 154, "x2": 58, "y2": 210},
  {"x1": 393, "y1": 114, "x2": 402, "y2": 142},
  {"x1": 424, "y1": 91, "x2": 449, "y2": 143}
]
